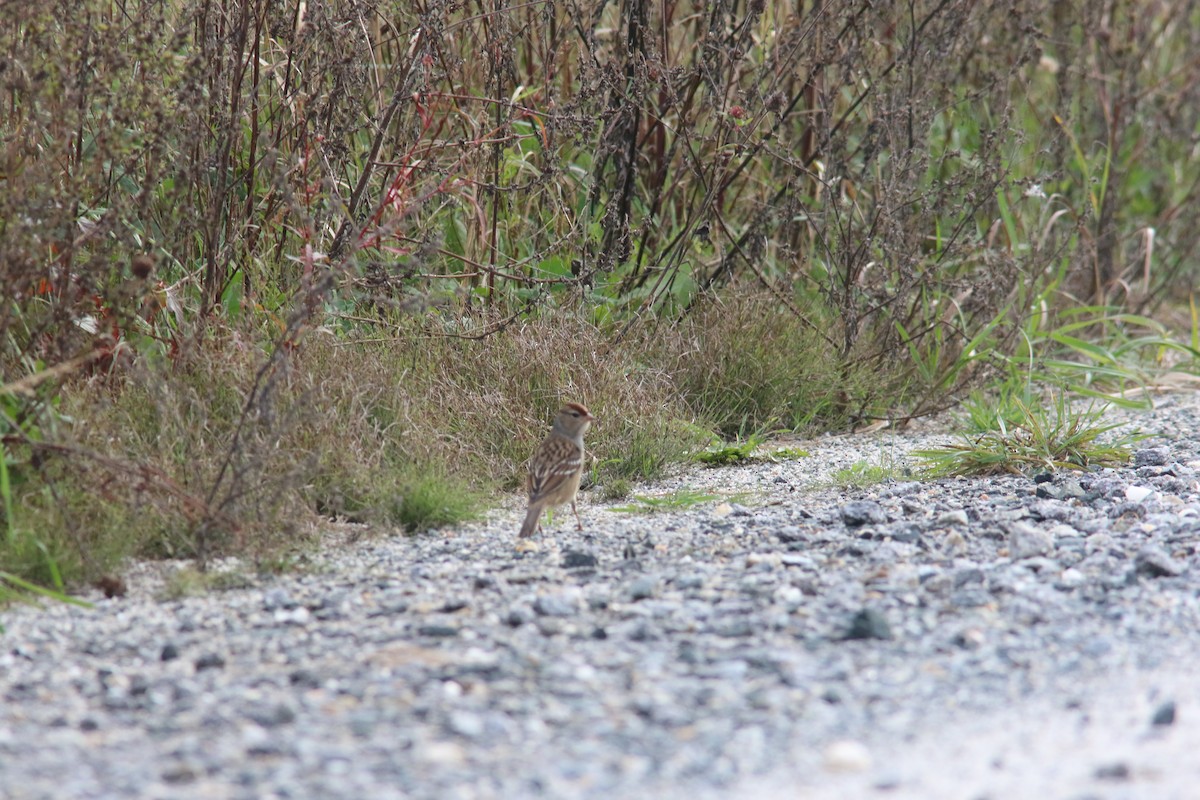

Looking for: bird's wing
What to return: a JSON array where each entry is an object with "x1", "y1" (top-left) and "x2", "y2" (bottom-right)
[{"x1": 528, "y1": 434, "x2": 582, "y2": 502}]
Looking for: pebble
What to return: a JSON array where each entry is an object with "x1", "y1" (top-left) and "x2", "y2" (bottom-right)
[
  {"x1": 1008, "y1": 521, "x2": 1055, "y2": 559},
  {"x1": 937, "y1": 509, "x2": 969, "y2": 527},
  {"x1": 822, "y1": 739, "x2": 872, "y2": 772},
  {"x1": 3, "y1": 399, "x2": 1200, "y2": 800},
  {"x1": 1151, "y1": 700, "x2": 1177, "y2": 727},
  {"x1": 1135, "y1": 447, "x2": 1170, "y2": 467},
  {"x1": 533, "y1": 591, "x2": 580, "y2": 617},
  {"x1": 1126, "y1": 485, "x2": 1155, "y2": 503},
  {"x1": 1135, "y1": 545, "x2": 1185, "y2": 578},
  {"x1": 841, "y1": 500, "x2": 887, "y2": 526},
  {"x1": 843, "y1": 608, "x2": 893, "y2": 641}
]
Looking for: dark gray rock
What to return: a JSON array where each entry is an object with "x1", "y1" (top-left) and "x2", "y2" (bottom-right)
[
  {"x1": 628, "y1": 576, "x2": 658, "y2": 601},
  {"x1": 246, "y1": 702, "x2": 297, "y2": 727},
  {"x1": 1136, "y1": 545, "x2": 1185, "y2": 578},
  {"x1": 194, "y1": 654, "x2": 225, "y2": 671},
  {"x1": 416, "y1": 624, "x2": 459, "y2": 637},
  {"x1": 1151, "y1": 700, "x2": 1177, "y2": 726},
  {"x1": 841, "y1": 501, "x2": 887, "y2": 527},
  {"x1": 562, "y1": 550, "x2": 599, "y2": 569},
  {"x1": 842, "y1": 608, "x2": 893, "y2": 641},
  {"x1": 1135, "y1": 447, "x2": 1170, "y2": 467}
]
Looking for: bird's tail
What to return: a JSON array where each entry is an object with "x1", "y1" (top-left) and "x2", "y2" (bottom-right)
[{"x1": 518, "y1": 505, "x2": 542, "y2": 538}]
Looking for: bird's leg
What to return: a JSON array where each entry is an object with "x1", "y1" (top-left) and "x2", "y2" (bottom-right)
[{"x1": 572, "y1": 500, "x2": 583, "y2": 530}]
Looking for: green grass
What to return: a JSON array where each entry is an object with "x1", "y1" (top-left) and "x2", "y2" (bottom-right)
[
  {"x1": 158, "y1": 567, "x2": 258, "y2": 601},
  {"x1": 610, "y1": 488, "x2": 722, "y2": 514},
  {"x1": 693, "y1": 430, "x2": 811, "y2": 466},
  {"x1": 914, "y1": 390, "x2": 1140, "y2": 477},
  {"x1": 831, "y1": 457, "x2": 903, "y2": 488},
  {"x1": 0, "y1": 441, "x2": 92, "y2": 615},
  {"x1": 383, "y1": 471, "x2": 484, "y2": 533},
  {"x1": 694, "y1": 432, "x2": 767, "y2": 465}
]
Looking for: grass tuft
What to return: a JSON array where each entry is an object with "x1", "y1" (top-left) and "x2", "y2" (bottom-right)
[
  {"x1": 610, "y1": 488, "x2": 721, "y2": 514},
  {"x1": 915, "y1": 391, "x2": 1140, "y2": 477},
  {"x1": 831, "y1": 457, "x2": 904, "y2": 488}
]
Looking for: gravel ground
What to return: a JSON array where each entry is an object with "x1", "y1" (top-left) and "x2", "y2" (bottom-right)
[{"x1": 3, "y1": 394, "x2": 1200, "y2": 799}]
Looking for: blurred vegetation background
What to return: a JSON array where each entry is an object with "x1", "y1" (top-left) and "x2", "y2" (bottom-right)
[{"x1": 3, "y1": 0, "x2": 1199, "y2": 593}]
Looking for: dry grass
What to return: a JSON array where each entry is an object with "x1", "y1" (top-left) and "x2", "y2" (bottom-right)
[{"x1": 5, "y1": 1, "x2": 1200, "y2": 595}]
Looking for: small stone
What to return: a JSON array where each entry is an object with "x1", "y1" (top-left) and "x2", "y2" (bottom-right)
[
  {"x1": 776, "y1": 526, "x2": 808, "y2": 543},
  {"x1": 953, "y1": 567, "x2": 985, "y2": 587},
  {"x1": 562, "y1": 550, "x2": 599, "y2": 569},
  {"x1": 746, "y1": 552, "x2": 781, "y2": 568},
  {"x1": 262, "y1": 588, "x2": 295, "y2": 611},
  {"x1": 415, "y1": 740, "x2": 467, "y2": 766},
  {"x1": 1056, "y1": 568, "x2": 1087, "y2": 589},
  {"x1": 841, "y1": 501, "x2": 887, "y2": 527},
  {"x1": 1094, "y1": 762, "x2": 1131, "y2": 781},
  {"x1": 1135, "y1": 447, "x2": 1170, "y2": 467},
  {"x1": 534, "y1": 592, "x2": 580, "y2": 617},
  {"x1": 194, "y1": 653, "x2": 225, "y2": 672},
  {"x1": 715, "y1": 619, "x2": 756, "y2": 638},
  {"x1": 949, "y1": 589, "x2": 990, "y2": 608},
  {"x1": 1060, "y1": 478, "x2": 1088, "y2": 499},
  {"x1": 627, "y1": 576, "x2": 657, "y2": 601},
  {"x1": 1008, "y1": 522, "x2": 1054, "y2": 560},
  {"x1": 246, "y1": 702, "x2": 296, "y2": 727},
  {"x1": 289, "y1": 669, "x2": 322, "y2": 689},
  {"x1": 441, "y1": 598, "x2": 469, "y2": 613},
  {"x1": 506, "y1": 607, "x2": 533, "y2": 627},
  {"x1": 537, "y1": 618, "x2": 565, "y2": 637},
  {"x1": 953, "y1": 628, "x2": 985, "y2": 649},
  {"x1": 713, "y1": 503, "x2": 734, "y2": 518},
  {"x1": 937, "y1": 509, "x2": 969, "y2": 527},
  {"x1": 1125, "y1": 485, "x2": 1154, "y2": 503},
  {"x1": 1033, "y1": 471, "x2": 1054, "y2": 484},
  {"x1": 273, "y1": 607, "x2": 310, "y2": 625},
  {"x1": 823, "y1": 739, "x2": 872, "y2": 773},
  {"x1": 447, "y1": 710, "x2": 486, "y2": 739},
  {"x1": 161, "y1": 764, "x2": 198, "y2": 785},
  {"x1": 883, "y1": 523, "x2": 921, "y2": 543},
  {"x1": 1035, "y1": 484, "x2": 1063, "y2": 500},
  {"x1": 843, "y1": 608, "x2": 893, "y2": 641},
  {"x1": 417, "y1": 624, "x2": 459, "y2": 637},
  {"x1": 1135, "y1": 545, "x2": 1184, "y2": 578},
  {"x1": 160, "y1": 643, "x2": 180, "y2": 662},
  {"x1": 1151, "y1": 700, "x2": 1177, "y2": 727},
  {"x1": 942, "y1": 529, "x2": 968, "y2": 556},
  {"x1": 1029, "y1": 499, "x2": 1072, "y2": 521}
]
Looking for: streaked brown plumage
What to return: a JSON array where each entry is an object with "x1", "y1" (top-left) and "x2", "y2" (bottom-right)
[{"x1": 519, "y1": 402, "x2": 595, "y2": 537}]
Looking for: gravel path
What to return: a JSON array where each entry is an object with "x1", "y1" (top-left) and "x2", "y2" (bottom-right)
[{"x1": 3, "y1": 395, "x2": 1200, "y2": 799}]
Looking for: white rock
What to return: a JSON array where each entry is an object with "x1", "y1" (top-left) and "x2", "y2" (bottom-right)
[
  {"x1": 823, "y1": 739, "x2": 872, "y2": 773},
  {"x1": 1125, "y1": 485, "x2": 1154, "y2": 503},
  {"x1": 1059, "y1": 567, "x2": 1086, "y2": 588}
]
